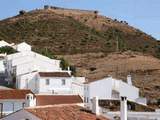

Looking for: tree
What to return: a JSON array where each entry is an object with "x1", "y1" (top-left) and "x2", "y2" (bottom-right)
[
  {"x1": 60, "y1": 58, "x2": 69, "y2": 70},
  {"x1": 19, "y1": 10, "x2": 26, "y2": 15}
]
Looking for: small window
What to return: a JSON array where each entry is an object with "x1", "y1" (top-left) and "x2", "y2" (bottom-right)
[
  {"x1": 27, "y1": 96, "x2": 29, "y2": 100},
  {"x1": 46, "y1": 79, "x2": 50, "y2": 85},
  {"x1": 86, "y1": 97, "x2": 89, "y2": 103},
  {"x1": 22, "y1": 102, "x2": 25, "y2": 108},
  {"x1": 84, "y1": 97, "x2": 86, "y2": 103},
  {"x1": 62, "y1": 79, "x2": 66, "y2": 85}
]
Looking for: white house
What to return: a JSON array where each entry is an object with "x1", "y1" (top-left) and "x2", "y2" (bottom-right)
[
  {"x1": 0, "y1": 89, "x2": 35, "y2": 117},
  {"x1": 15, "y1": 42, "x2": 31, "y2": 52},
  {"x1": 16, "y1": 71, "x2": 85, "y2": 96},
  {"x1": 0, "y1": 41, "x2": 14, "y2": 48},
  {"x1": 84, "y1": 75, "x2": 146, "y2": 108}
]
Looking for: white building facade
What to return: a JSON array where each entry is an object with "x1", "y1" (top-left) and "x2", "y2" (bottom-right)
[
  {"x1": 17, "y1": 71, "x2": 85, "y2": 96},
  {"x1": 84, "y1": 76, "x2": 145, "y2": 107}
]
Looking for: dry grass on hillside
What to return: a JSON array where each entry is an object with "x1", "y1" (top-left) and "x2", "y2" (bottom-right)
[{"x1": 59, "y1": 51, "x2": 160, "y2": 100}]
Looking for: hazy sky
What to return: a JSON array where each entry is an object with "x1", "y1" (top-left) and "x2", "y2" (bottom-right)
[{"x1": 0, "y1": 0, "x2": 160, "y2": 39}]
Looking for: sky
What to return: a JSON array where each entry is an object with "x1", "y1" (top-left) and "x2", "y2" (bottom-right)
[{"x1": 0, "y1": 0, "x2": 160, "y2": 40}]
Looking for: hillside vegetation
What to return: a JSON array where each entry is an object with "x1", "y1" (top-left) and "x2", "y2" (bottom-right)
[{"x1": 0, "y1": 7, "x2": 160, "y2": 57}]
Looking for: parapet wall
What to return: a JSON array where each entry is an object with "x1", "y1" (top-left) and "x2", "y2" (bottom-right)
[{"x1": 44, "y1": 5, "x2": 98, "y2": 14}]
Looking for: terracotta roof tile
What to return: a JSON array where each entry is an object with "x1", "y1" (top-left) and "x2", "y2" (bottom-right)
[
  {"x1": 39, "y1": 72, "x2": 71, "y2": 77},
  {"x1": 0, "y1": 89, "x2": 33, "y2": 99},
  {"x1": 36, "y1": 95, "x2": 83, "y2": 106},
  {"x1": 26, "y1": 105, "x2": 109, "y2": 120}
]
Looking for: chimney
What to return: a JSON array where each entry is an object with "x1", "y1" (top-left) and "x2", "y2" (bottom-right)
[
  {"x1": 120, "y1": 96, "x2": 127, "y2": 120},
  {"x1": 127, "y1": 75, "x2": 132, "y2": 85},
  {"x1": 92, "y1": 96, "x2": 100, "y2": 116},
  {"x1": 25, "y1": 93, "x2": 36, "y2": 107},
  {"x1": 67, "y1": 66, "x2": 70, "y2": 71}
]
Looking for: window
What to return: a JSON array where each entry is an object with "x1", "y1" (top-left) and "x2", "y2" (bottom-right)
[
  {"x1": 86, "y1": 97, "x2": 89, "y2": 103},
  {"x1": 84, "y1": 97, "x2": 86, "y2": 103},
  {"x1": 22, "y1": 103, "x2": 25, "y2": 108},
  {"x1": 62, "y1": 79, "x2": 66, "y2": 85},
  {"x1": 46, "y1": 79, "x2": 50, "y2": 85}
]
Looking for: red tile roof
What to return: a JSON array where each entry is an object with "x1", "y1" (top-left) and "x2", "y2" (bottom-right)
[
  {"x1": 39, "y1": 72, "x2": 71, "y2": 77},
  {"x1": 0, "y1": 89, "x2": 33, "y2": 99},
  {"x1": 26, "y1": 105, "x2": 109, "y2": 120},
  {"x1": 36, "y1": 95, "x2": 83, "y2": 106}
]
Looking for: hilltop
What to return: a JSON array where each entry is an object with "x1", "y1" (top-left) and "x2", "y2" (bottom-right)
[{"x1": 0, "y1": 6, "x2": 160, "y2": 106}]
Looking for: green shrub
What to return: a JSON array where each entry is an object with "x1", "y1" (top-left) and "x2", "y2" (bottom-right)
[
  {"x1": 0, "y1": 46, "x2": 17, "y2": 54},
  {"x1": 60, "y1": 58, "x2": 69, "y2": 70}
]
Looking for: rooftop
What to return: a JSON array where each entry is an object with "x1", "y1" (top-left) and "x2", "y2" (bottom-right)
[
  {"x1": 26, "y1": 104, "x2": 108, "y2": 120},
  {"x1": 39, "y1": 72, "x2": 71, "y2": 77},
  {"x1": 36, "y1": 95, "x2": 83, "y2": 106},
  {"x1": 0, "y1": 89, "x2": 33, "y2": 99}
]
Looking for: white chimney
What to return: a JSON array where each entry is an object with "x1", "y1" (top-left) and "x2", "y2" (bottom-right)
[
  {"x1": 68, "y1": 66, "x2": 70, "y2": 71},
  {"x1": 120, "y1": 96, "x2": 127, "y2": 120},
  {"x1": 127, "y1": 75, "x2": 132, "y2": 85},
  {"x1": 25, "y1": 93, "x2": 36, "y2": 107},
  {"x1": 92, "y1": 96, "x2": 100, "y2": 116}
]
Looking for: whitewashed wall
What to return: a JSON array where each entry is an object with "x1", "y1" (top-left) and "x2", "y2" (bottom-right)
[
  {"x1": 17, "y1": 72, "x2": 39, "y2": 93},
  {"x1": 73, "y1": 77, "x2": 85, "y2": 83},
  {"x1": 16, "y1": 42, "x2": 31, "y2": 52},
  {"x1": 16, "y1": 62, "x2": 37, "y2": 76},
  {"x1": 87, "y1": 78, "x2": 113, "y2": 100},
  {"x1": 38, "y1": 77, "x2": 72, "y2": 94},
  {"x1": 6, "y1": 51, "x2": 61, "y2": 76},
  {"x1": 71, "y1": 82, "x2": 84, "y2": 97},
  {"x1": 85, "y1": 77, "x2": 140, "y2": 104},
  {"x1": 0, "y1": 60, "x2": 5, "y2": 73},
  {"x1": 0, "y1": 100, "x2": 25, "y2": 115},
  {"x1": 12, "y1": 56, "x2": 33, "y2": 67},
  {"x1": 104, "y1": 111, "x2": 160, "y2": 120},
  {"x1": 118, "y1": 81, "x2": 139, "y2": 102},
  {"x1": 18, "y1": 73, "x2": 85, "y2": 95}
]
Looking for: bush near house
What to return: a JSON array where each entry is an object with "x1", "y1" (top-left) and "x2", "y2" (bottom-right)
[
  {"x1": 60, "y1": 58, "x2": 69, "y2": 70},
  {"x1": 70, "y1": 65, "x2": 77, "y2": 76},
  {"x1": 0, "y1": 46, "x2": 17, "y2": 54},
  {"x1": 157, "y1": 98, "x2": 160, "y2": 105}
]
